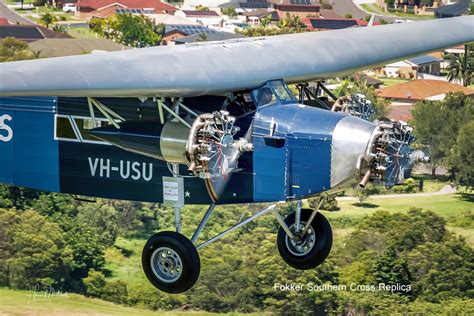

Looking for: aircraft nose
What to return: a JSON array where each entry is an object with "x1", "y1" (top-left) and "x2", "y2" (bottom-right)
[{"x1": 330, "y1": 116, "x2": 377, "y2": 188}]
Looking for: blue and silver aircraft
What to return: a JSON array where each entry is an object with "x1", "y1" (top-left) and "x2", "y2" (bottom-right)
[{"x1": 0, "y1": 16, "x2": 473, "y2": 293}]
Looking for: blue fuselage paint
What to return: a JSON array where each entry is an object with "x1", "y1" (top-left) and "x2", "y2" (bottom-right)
[
  {"x1": 252, "y1": 103, "x2": 346, "y2": 202},
  {"x1": 0, "y1": 97, "x2": 59, "y2": 192},
  {"x1": 0, "y1": 96, "x2": 348, "y2": 205}
]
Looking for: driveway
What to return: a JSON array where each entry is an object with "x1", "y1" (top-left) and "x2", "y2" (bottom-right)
[{"x1": 0, "y1": 0, "x2": 35, "y2": 25}]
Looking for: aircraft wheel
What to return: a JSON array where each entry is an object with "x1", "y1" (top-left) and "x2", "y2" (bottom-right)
[
  {"x1": 142, "y1": 231, "x2": 200, "y2": 293},
  {"x1": 277, "y1": 209, "x2": 332, "y2": 270}
]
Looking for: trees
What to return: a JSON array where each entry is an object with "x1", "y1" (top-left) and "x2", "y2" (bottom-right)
[
  {"x1": 448, "y1": 121, "x2": 474, "y2": 189},
  {"x1": 446, "y1": 45, "x2": 473, "y2": 87},
  {"x1": 38, "y1": 13, "x2": 55, "y2": 28},
  {"x1": 0, "y1": 209, "x2": 73, "y2": 289},
  {"x1": 0, "y1": 37, "x2": 36, "y2": 62},
  {"x1": 411, "y1": 93, "x2": 474, "y2": 177},
  {"x1": 89, "y1": 14, "x2": 163, "y2": 47}
]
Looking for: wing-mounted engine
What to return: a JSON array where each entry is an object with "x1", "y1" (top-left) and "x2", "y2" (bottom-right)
[
  {"x1": 186, "y1": 111, "x2": 253, "y2": 179},
  {"x1": 358, "y1": 121, "x2": 429, "y2": 188},
  {"x1": 332, "y1": 94, "x2": 375, "y2": 121}
]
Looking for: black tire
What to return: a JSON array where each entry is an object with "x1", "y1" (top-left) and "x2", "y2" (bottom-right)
[
  {"x1": 277, "y1": 209, "x2": 332, "y2": 270},
  {"x1": 142, "y1": 231, "x2": 200, "y2": 293}
]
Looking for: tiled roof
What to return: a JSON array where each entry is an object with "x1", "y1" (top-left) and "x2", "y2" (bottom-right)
[
  {"x1": 377, "y1": 79, "x2": 474, "y2": 100},
  {"x1": 77, "y1": 0, "x2": 175, "y2": 12}
]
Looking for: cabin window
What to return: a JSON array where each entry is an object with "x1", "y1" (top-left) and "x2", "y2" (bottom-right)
[
  {"x1": 56, "y1": 116, "x2": 78, "y2": 140},
  {"x1": 270, "y1": 81, "x2": 295, "y2": 103}
]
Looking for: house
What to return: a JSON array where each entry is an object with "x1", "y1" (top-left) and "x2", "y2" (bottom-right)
[
  {"x1": 379, "y1": 80, "x2": 474, "y2": 121},
  {"x1": 303, "y1": 17, "x2": 369, "y2": 30},
  {"x1": 161, "y1": 24, "x2": 217, "y2": 45},
  {"x1": 242, "y1": 9, "x2": 278, "y2": 26},
  {"x1": 269, "y1": 0, "x2": 321, "y2": 15},
  {"x1": 175, "y1": 10, "x2": 223, "y2": 27},
  {"x1": 76, "y1": 0, "x2": 176, "y2": 19},
  {"x1": 0, "y1": 24, "x2": 71, "y2": 42},
  {"x1": 173, "y1": 31, "x2": 244, "y2": 44},
  {"x1": 28, "y1": 38, "x2": 128, "y2": 57},
  {"x1": 378, "y1": 80, "x2": 474, "y2": 104},
  {"x1": 382, "y1": 55, "x2": 442, "y2": 79},
  {"x1": 435, "y1": 0, "x2": 470, "y2": 18}
]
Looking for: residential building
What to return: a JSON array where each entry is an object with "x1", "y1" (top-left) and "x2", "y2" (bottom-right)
[
  {"x1": 76, "y1": 0, "x2": 176, "y2": 19},
  {"x1": 175, "y1": 10, "x2": 223, "y2": 27},
  {"x1": 379, "y1": 79, "x2": 474, "y2": 121},
  {"x1": 303, "y1": 17, "x2": 370, "y2": 30},
  {"x1": 161, "y1": 24, "x2": 217, "y2": 45},
  {"x1": 382, "y1": 55, "x2": 442, "y2": 79},
  {"x1": 0, "y1": 24, "x2": 71, "y2": 42}
]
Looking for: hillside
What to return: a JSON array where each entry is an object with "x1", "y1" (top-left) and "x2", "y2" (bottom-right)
[{"x1": 0, "y1": 288, "x2": 222, "y2": 316}]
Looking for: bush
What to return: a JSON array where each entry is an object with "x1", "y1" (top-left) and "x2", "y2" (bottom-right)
[
  {"x1": 307, "y1": 193, "x2": 342, "y2": 212},
  {"x1": 393, "y1": 178, "x2": 417, "y2": 193},
  {"x1": 83, "y1": 269, "x2": 106, "y2": 298}
]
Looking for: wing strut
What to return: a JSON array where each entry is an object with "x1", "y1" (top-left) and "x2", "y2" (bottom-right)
[{"x1": 87, "y1": 97, "x2": 125, "y2": 129}]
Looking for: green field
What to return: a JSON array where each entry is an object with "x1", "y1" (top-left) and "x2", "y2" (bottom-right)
[{"x1": 0, "y1": 288, "x2": 224, "y2": 316}]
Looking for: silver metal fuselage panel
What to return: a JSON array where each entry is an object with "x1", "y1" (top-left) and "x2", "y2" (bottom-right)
[{"x1": 330, "y1": 116, "x2": 376, "y2": 187}]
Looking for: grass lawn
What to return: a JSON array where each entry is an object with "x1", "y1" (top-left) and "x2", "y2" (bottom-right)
[
  {"x1": 379, "y1": 77, "x2": 410, "y2": 87},
  {"x1": 67, "y1": 27, "x2": 102, "y2": 39},
  {"x1": 0, "y1": 288, "x2": 223, "y2": 316},
  {"x1": 328, "y1": 193, "x2": 473, "y2": 220},
  {"x1": 360, "y1": 3, "x2": 435, "y2": 20}
]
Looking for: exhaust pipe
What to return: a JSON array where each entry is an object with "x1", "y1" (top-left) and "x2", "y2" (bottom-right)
[{"x1": 358, "y1": 169, "x2": 371, "y2": 188}]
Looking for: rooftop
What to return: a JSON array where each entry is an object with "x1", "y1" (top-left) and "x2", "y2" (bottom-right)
[
  {"x1": 304, "y1": 17, "x2": 367, "y2": 30},
  {"x1": 0, "y1": 24, "x2": 71, "y2": 42},
  {"x1": 174, "y1": 31, "x2": 244, "y2": 44},
  {"x1": 77, "y1": 0, "x2": 176, "y2": 13},
  {"x1": 181, "y1": 10, "x2": 220, "y2": 17},
  {"x1": 407, "y1": 55, "x2": 443, "y2": 65},
  {"x1": 377, "y1": 79, "x2": 474, "y2": 101},
  {"x1": 29, "y1": 38, "x2": 129, "y2": 58},
  {"x1": 164, "y1": 24, "x2": 217, "y2": 36}
]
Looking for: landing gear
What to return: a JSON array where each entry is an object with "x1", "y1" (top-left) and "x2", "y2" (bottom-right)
[
  {"x1": 276, "y1": 208, "x2": 332, "y2": 270},
  {"x1": 142, "y1": 231, "x2": 200, "y2": 294}
]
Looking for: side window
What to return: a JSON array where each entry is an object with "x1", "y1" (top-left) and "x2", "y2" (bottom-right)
[
  {"x1": 56, "y1": 116, "x2": 78, "y2": 140},
  {"x1": 252, "y1": 86, "x2": 276, "y2": 108}
]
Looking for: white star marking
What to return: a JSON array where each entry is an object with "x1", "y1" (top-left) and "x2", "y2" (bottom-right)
[{"x1": 185, "y1": 191, "x2": 191, "y2": 198}]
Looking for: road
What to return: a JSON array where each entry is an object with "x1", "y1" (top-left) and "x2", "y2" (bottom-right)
[
  {"x1": 0, "y1": 0, "x2": 34, "y2": 25},
  {"x1": 337, "y1": 185, "x2": 456, "y2": 201},
  {"x1": 332, "y1": 0, "x2": 396, "y2": 22}
]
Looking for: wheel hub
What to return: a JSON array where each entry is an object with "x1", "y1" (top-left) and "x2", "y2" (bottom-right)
[
  {"x1": 150, "y1": 247, "x2": 183, "y2": 283},
  {"x1": 285, "y1": 222, "x2": 316, "y2": 256}
]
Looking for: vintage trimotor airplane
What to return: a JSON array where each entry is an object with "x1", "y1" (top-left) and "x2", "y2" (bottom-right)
[{"x1": 0, "y1": 16, "x2": 473, "y2": 293}]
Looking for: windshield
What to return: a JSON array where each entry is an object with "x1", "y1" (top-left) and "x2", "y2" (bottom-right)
[{"x1": 251, "y1": 80, "x2": 296, "y2": 108}]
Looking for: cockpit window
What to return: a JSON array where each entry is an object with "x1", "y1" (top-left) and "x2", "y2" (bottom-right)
[
  {"x1": 251, "y1": 80, "x2": 296, "y2": 108},
  {"x1": 252, "y1": 86, "x2": 277, "y2": 107},
  {"x1": 269, "y1": 81, "x2": 295, "y2": 103}
]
